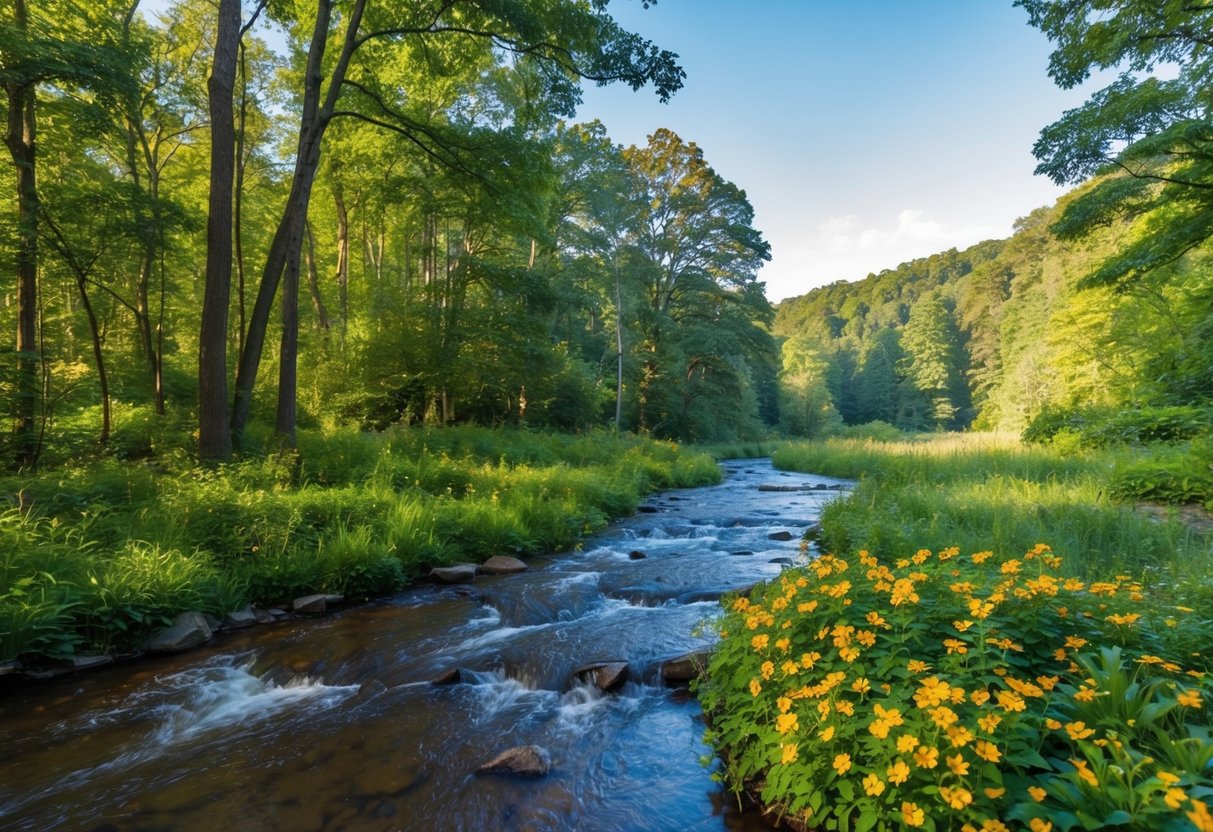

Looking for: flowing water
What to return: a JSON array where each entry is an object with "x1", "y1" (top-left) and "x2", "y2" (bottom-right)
[{"x1": 0, "y1": 459, "x2": 848, "y2": 832}]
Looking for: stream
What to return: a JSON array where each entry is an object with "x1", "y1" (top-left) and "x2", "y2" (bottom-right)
[{"x1": 0, "y1": 459, "x2": 848, "y2": 832}]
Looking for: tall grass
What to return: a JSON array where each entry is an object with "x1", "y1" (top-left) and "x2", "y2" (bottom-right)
[
  {"x1": 0, "y1": 427, "x2": 721, "y2": 662},
  {"x1": 774, "y1": 433, "x2": 1213, "y2": 604}
]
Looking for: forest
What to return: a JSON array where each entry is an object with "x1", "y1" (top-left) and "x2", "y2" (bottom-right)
[{"x1": 1, "y1": 0, "x2": 776, "y2": 472}]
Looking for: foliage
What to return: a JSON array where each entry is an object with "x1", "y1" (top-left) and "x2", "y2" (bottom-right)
[{"x1": 700, "y1": 545, "x2": 1213, "y2": 831}]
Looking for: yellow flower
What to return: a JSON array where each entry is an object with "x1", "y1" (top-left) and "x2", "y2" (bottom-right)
[
  {"x1": 781, "y1": 660, "x2": 800, "y2": 676},
  {"x1": 1045, "y1": 718, "x2": 1062, "y2": 730},
  {"x1": 968, "y1": 598, "x2": 994, "y2": 619},
  {"x1": 836, "y1": 699, "x2": 855, "y2": 716},
  {"x1": 852, "y1": 677, "x2": 871, "y2": 694},
  {"x1": 902, "y1": 801, "x2": 925, "y2": 827},
  {"x1": 890, "y1": 577, "x2": 920, "y2": 606},
  {"x1": 731, "y1": 597, "x2": 750, "y2": 612},
  {"x1": 972, "y1": 550, "x2": 992, "y2": 564},
  {"x1": 866, "y1": 610, "x2": 887, "y2": 627},
  {"x1": 775, "y1": 636, "x2": 791, "y2": 653},
  {"x1": 947, "y1": 725, "x2": 974, "y2": 748},
  {"x1": 1001, "y1": 559, "x2": 1021, "y2": 575},
  {"x1": 819, "y1": 725, "x2": 835, "y2": 741},
  {"x1": 913, "y1": 745, "x2": 939, "y2": 769},
  {"x1": 946, "y1": 753, "x2": 969, "y2": 776},
  {"x1": 974, "y1": 740, "x2": 1001, "y2": 762},
  {"x1": 1065, "y1": 721, "x2": 1095, "y2": 741},
  {"x1": 1064, "y1": 635, "x2": 1088, "y2": 649},
  {"x1": 1036, "y1": 675, "x2": 1060, "y2": 691},
  {"x1": 749, "y1": 678, "x2": 762, "y2": 697},
  {"x1": 1178, "y1": 689, "x2": 1202, "y2": 709},
  {"x1": 1070, "y1": 758, "x2": 1098, "y2": 788},
  {"x1": 761, "y1": 661, "x2": 775, "y2": 680},
  {"x1": 752, "y1": 634, "x2": 769, "y2": 651},
  {"x1": 1165, "y1": 788, "x2": 1186, "y2": 810},
  {"x1": 1187, "y1": 799, "x2": 1213, "y2": 832},
  {"x1": 839, "y1": 646, "x2": 861, "y2": 662},
  {"x1": 887, "y1": 759, "x2": 911, "y2": 785},
  {"x1": 781, "y1": 742, "x2": 799, "y2": 765},
  {"x1": 833, "y1": 753, "x2": 852, "y2": 775},
  {"x1": 1029, "y1": 819, "x2": 1053, "y2": 832},
  {"x1": 896, "y1": 734, "x2": 920, "y2": 753},
  {"x1": 941, "y1": 786, "x2": 973, "y2": 810},
  {"x1": 1074, "y1": 688, "x2": 1097, "y2": 703},
  {"x1": 1028, "y1": 785, "x2": 1047, "y2": 802},
  {"x1": 915, "y1": 676, "x2": 953, "y2": 709},
  {"x1": 930, "y1": 706, "x2": 959, "y2": 729},
  {"x1": 984, "y1": 787, "x2": 1006, "y2": 799},
  {"x1": 953, "y1": 619, "x2": 974, "y2": 632},
  {"x1": 797, "y1": 601, "x2": 818, "y2": 613},
  {"x1": 982, "y1": 821, "x2": 1010, "y2": 832},
  {"x1": 857, "y1": 629, "x2": 876, "y2": 647},
  {"x1": 907, "y1": 659, "x2": 931, "y2": 673},
  {"x1": 800, "y1": 651, "x2": 821, "y2": 669},
  {"x1": 1157, "y1": 771, "x2": 1181, "y2": 786},
  {"x1": 776, "y1": 713, "x2": 799, "y2": 735},
  {"x1": 777, "y1": 696, "x2": 792, "y2": 713},
  {"x1": 863, "y1": 772, "x2": 885, "y2": 796},
  {"x1": 971, "y1": 689, "x2": 991, "y2": 706},
  {"x1": 944, "y1": 638, "x2": 969, "y2": 655},
  {"x1": 996, "y1": 690, "x2": 1026, "y2": 713}
]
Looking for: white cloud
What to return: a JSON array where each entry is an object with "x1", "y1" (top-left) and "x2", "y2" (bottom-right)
[{"x1": 760, "y1": 209, "x2": 1002, "y2": 301}]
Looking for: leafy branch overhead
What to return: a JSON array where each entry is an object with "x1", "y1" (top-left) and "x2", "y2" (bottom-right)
[{"x1": 1018, "y1": 0, "x2": 1213, "y2": 289}]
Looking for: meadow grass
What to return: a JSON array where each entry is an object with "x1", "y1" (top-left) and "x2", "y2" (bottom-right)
[
  {"x1": 772, "y1": 433, "x2": 1213, "y2": 603},
  {"x1": 0, "y1": 426, "x2": 721, "y2": 662}
]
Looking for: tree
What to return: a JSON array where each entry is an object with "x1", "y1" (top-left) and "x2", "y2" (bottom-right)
[
  {"x1": 1019, "y1": 0, "x2": 1213, "y2": 289},
  {"x1": 227, "y1": 0, "x2": 685, "y2": 452},
  {"x1": 898, "y1": 294, "x2": 963, "y2": 429}
]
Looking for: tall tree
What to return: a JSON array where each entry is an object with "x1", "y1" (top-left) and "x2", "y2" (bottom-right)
[{"x1": 197, "y1": 0, "x2": 243, "y2": 461}]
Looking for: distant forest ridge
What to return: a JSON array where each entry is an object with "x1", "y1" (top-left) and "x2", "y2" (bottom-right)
[{"x1": 771, "y1": 175, "x2": 1213, "y2": 435}]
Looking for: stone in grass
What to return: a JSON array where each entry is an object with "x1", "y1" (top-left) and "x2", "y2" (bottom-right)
[
  {"x1": 223, "y1": 607, "x2": 258, "y2": 629},
  {"x1": 476, "y1": 745, "x2": 551, "y2": 777},
  {"x1": 477, "y1": 556, "x2": 528, "y2": 576},
  {"x1": 293, "y1": 594, "x2": 328, "y2": 615},
  {"x1": 430, "y1": 564, "x2": 478, "y2": 584},
  {"x1": 144, "y1": 611, "x2": 213, "y2": 653}
]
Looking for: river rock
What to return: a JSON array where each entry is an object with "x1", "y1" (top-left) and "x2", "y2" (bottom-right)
[
  {"x1": 660, "y1": 649, "x2": 713, "y2": 684},
  {"x1": 430, "y1": 564, "x2": 478, "y2": 584},
  {"x1": 636, "y1": 505, "x2": 659, "y2": 513},
  {"x1": 757, "y1": 483, "x2": 808, "y2": 492},
  {"x1": 0, "y1": 660, "x2": 22, "y2": 677},
  {"x1": 71, "y1": 654, "x2": 113, "y2": 671},
  {"x1": 293, "y1": 594, "x2": 328, "y2": 615},
  {"x1": 268, "y1": 608, "x2": 290, "y2": 619},
  {"x1": 323, "y1": 593, "x2": 345, "y2": 606},
  {"x1": 729, "y1": 550, "x2": 755, "y2": 556},
  {"x1": 476, "y1": 745, "x2": 551, "y2": 777},
  {"x1": 767, "y1": 530, "x2": 794, "y2": 541},
  {"x1": 144, "y1": 611, "x2": 213, "y2": 653},
  {"x1": 478, "y1": 555, "x2": 528, "y2": 575},
  {"x1": 432, "y1": 667, "x2": 465, "y2": 685},
  {"x1": 572, "y1": 661, "x2": 629, "y2": 692},
  {"x1": 769, "y1": 557, "x2": 795, "y2": 566},
  {"x1": 252, "y1": 607, "x2": 276, "y2": 624},
  {"x1": 628, "y1": 550, "x2": 647, "y2": 559},
  {"x1": 223, "y1": 606, "x2": 258, "y2": 629}
]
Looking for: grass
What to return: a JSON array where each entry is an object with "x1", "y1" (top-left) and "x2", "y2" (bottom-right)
[
  {"x1": 772, "y1": 433, "x2": 1213, "y2": 604},
  {"x1": 0, "y1": 425, "x2": 721, "y2": 663}
]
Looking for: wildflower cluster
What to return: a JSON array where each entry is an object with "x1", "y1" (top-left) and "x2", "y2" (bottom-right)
[{"x1": 699, "y1": 544, "x2": 1213, "y2": 831}]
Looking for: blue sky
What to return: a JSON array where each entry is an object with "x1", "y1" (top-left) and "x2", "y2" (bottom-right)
[{"x1": 576, "y1": 1, "x2": 1107, "y2": 301}]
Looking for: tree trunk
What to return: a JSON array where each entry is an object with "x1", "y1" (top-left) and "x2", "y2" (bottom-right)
[
  {"x1": 275, "y1": 220, "x2": 301, "y2": 446},
  {"x1": 334, "y1": 184, "x2": 349, "y2": 328},
  {"x1": 614, "y1": 263, "x2": 624, "y2": 432},
  {"x1": 197, "y1": 0, "x2": 241, "y2": 461},
  {"x1": 303, "y1": 221, "x2": 330, "y2": 329},
  {"x1": 74, "y1": 276, "x2": 111, "y2": 445},
  {"x1": 5, "y1": 0, "x2": 39, "y2": 467},
  {"x1": 234, "y1": 39, "x2": 251, "y2": 359}
]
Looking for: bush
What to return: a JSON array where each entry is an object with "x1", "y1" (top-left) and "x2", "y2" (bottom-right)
[{"x1": 699, "y1": 545, "x2": 1213, "y2": 831}]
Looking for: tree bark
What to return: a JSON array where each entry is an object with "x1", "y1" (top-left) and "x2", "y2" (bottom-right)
[
  {"x1": 334, "y1": 184, "x2": 349, "y2": 328},
  {"x1": 303, "y1": 221, "x2": 330, "y2": 328},
  {"x1": 197, "y1": 0, "x2": 241, "y2": 461},
  {"x1": 5, "y1": 0, "x2": 39, "y2": 467}
]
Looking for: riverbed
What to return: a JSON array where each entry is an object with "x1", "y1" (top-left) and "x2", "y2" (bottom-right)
[{"x1": 0, "y1": 459, "x2": 848, "y2": 832}]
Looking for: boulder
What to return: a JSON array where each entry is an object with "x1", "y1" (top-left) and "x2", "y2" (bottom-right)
[
  {"x1": 477, "y1": 556, "x2": 528, "y2": 576},
  {"x1": 252, "y1": 607, "x2": 276, "y2": 624},
  {"x1": 430, "y1": 564, "x2": 478, "y2": 584},
  {"x1": 767, "y1": 530, "x2": 794, "y2": 541},
  {"x1": 769, "y1": 557, "x2": 795, "y2": 566},
  {"x1": 293, "y1": 594, "x2": 328, "y2": 615},
  {"x1": 268, "y1": 608, "x2": 290, "y2": 619},
  {"x1": 223, "y1": 607, "x2": 258, "y2": 629},
  {"x1": 0, "y1": 660, "x2": 22, "y2": 677},
  {"x1": 71, "y1": 654, "x2": 113, "y2": 671},
  {"x1": 660, "y1": 649, "x2": 712, "y2": 684},
  {"x1": 572, "y1": 661, "x2": 629, "y2": 692},
  {"x1": 729, "y1": 550, "x2": 755, "y2": 557},
  {"x1": 144, "y1": 611, "x2": 213, "y2": 653},
  {"x1": 636, "y1": 505, "x2": 659, "y2": 514},
  {"x1": 628, "y1": 550, "x2": 647, "y2": 560},
  {"x1": 476, "y1": 745, "x2": 551, "y2": 777},
  {"x1": 323, "y1": 593, "x2": 345, "y2": 606}
]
